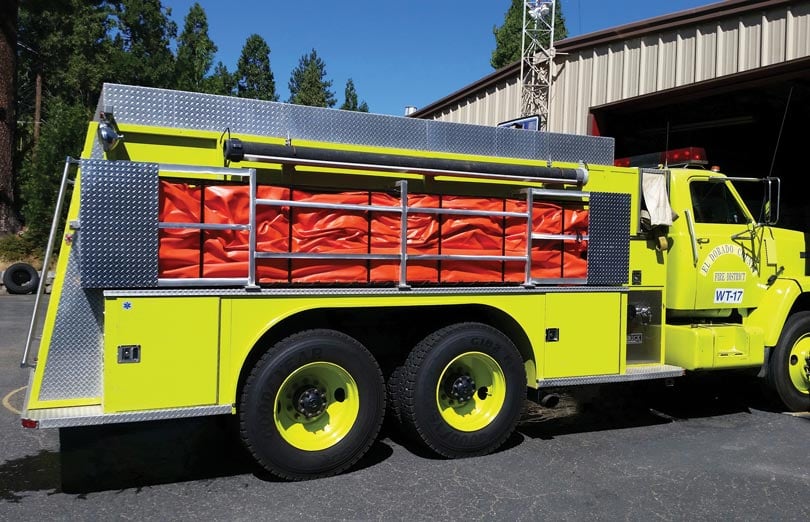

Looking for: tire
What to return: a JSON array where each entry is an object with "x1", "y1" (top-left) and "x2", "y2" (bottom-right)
[
  {"x1": 3, "y1": 262, "x2": 39, "y2": 295},
  {"x1": 394, "y1": 322, "x2": 525, "y2": 458},
  {"x1": 768, "y1": 312, "x2": 810, "y2": 412},
  {"x1": 239, "y1": 329, "x2": 385, "y2": 480},
  {"x1": 386, "y1": 364, "x2": 405, "y2": 427}
]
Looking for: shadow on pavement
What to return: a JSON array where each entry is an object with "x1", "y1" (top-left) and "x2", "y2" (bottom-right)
[
  {"x1": 52, "y1": 415, "x2": 395, "y2": 492},
  {"x1": 0, "y1": 450, "x2": 60, "y2": 502},
  {"x1": 58, "y1": 416, "x2": 253, "y2": 493},
  {"x1": 518, "y1": 372, "x2": 778, "y2": 440}
]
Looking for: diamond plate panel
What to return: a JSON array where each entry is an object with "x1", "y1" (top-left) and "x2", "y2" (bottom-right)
[
  {"x1": 537, "y1": 364, "x2": 684, "y2": 387},
  {"x1": 496, "y1": 126, "x2": 550, "y2": 160},
  {"x1": 39, "y1": 240, "x2": 104, "y2": 401},
  {"x1": 587, "y1": 192, "x2": 630, "y2": 285},
  {"x1": 549, "y1": 133, "x2": 615, "y2": 166},
  {"x1": 27, "y1": 404, "x2": 232, "y2": 428},
  {"x1": 98, "y1": 84, "x2": 614, "y2": 164},
  {"x1": 80, "y1": 160, "x2": 159, "y2": 288},
  {"x1": 426, "y1": 119, "x2": 496, "y2": 156},
  {"x1": 106, "y1": 285, "x2": 628, "y2": 298}
]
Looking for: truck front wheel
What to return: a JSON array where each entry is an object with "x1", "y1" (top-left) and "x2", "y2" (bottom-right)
[
  {"x1": 239, "y1": 329, "x2": 385, "y2": 480},
  {"x1": 769, "y1": 312, "x2": 810, "y2": 412},
  {"x1": 393, "y1": 322, "x2": 525, "y2": 458}
]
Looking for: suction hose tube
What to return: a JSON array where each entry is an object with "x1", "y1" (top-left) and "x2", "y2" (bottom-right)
[{"x1": 223, "y1": 138, "x2": 588, "y2": 186}]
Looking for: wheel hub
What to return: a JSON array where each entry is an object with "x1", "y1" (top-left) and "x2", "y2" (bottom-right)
[
  {"x1": 446, "y1": 374, "x2": 476, "y2": 403},
  {"x1": 295, "y1": 387, "x2": 327, "y2": 418},
  {"x1": 804, "y1": 354, "x2": 810, "y2": 382}
]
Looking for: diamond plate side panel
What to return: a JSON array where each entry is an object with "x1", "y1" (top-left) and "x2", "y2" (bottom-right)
[
  {"x1": 98, "y1": 84, "x2": 614, "y2": 164},
  {"x1": 537, "y1": 364, "x2": 684, "y2": 387},
  {"x1": 549, "y1": 133, "x2": 615, "y2": 166},
  {"x1": 427, "y1": 119, "x2": 496, "y2": 156},
  {"x1": 327, "y1": 110, "x2": 429, "y2": 150},
  {"x1": 496, "y1": 126, "x2": 549, "y2": 160},
  {"x1": 588, "y1": 192, "x2": 630, "y2": 286},
  {"x1": 28, "y1": 405, "x2": 233, "y2": 428},
  {"x1": 80, "y1": 160, "x2": 159, "y2": 288},
  {"x1": 39, "y1": 240, "x2": 104, "y2": 401}
]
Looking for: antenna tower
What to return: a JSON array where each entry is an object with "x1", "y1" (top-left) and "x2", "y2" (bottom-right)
[{"x1": 520, "y1": 1, "x2": 556, "y2": 129}]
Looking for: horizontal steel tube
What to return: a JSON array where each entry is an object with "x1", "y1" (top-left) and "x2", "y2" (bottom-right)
[
  {"x1": 254, "y1": 253, "x2": 401, "y2": 260},
  {"x1": 158, "y1": 222, "x2": 249, "y2": 231},
  {"x1": 532, "y1": 233, "x2": 590, "y2": 241},
  {"x1": 158, "y1": 278, "x2": 248, "y2": 287},
  {"x1": 256, "y1": 199, "x2": 401, "y2": 214},
  {"x1": 256, "y1": 198, "x2": 528, "y2": 219},
  {"x1": 224, "y1": 138, "x2": 588, "y2": 185},
  {"x1": 159, "y1": 164, "x2": 252, "y2": 177}
]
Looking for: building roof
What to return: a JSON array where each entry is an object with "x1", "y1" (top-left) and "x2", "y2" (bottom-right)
[{"x1": 411, "y1": 0, "x2": 795, "y2": 118}]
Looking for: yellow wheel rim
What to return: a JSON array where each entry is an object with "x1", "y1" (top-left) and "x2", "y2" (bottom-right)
[
  {"x1": 274, "y1": 362, "x2": 360, "y2": 451},
  {"x1": 435, "y1": 352, "x2": 506, "y2": 432},
  {"x1": 788, "y1": 335, "x2": 810, "y2": 395}
]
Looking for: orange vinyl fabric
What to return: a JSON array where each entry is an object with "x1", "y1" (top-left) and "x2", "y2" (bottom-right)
[{"x1": 157, "y1": 181, "x2": 589, "y2": 285}]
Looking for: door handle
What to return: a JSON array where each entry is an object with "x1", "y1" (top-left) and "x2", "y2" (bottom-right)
[{"x1": 696, "y1": 237, "x2": 710, "y2": 244}]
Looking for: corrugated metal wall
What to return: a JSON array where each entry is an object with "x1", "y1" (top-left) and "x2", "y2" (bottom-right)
[{"x1": 424, "y1": 1, "x2": 810, "y2": 134}]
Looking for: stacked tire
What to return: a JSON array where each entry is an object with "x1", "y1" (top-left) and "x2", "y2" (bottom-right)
[{"x1": 2, "y1": 262, "x2": 39, "y2": 295}]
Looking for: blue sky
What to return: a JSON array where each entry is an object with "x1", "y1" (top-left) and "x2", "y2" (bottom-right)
[{"x1": 163, "y1": 0, "x2": 717, "y2": 115}]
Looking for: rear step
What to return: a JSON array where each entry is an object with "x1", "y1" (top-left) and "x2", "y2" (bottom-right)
[
  {"x1": 21, "y1": 404, "x2": 232, "y2": 429},
  {"x1": 536, "y1": 364, "x2": 684, "y2": 388}
]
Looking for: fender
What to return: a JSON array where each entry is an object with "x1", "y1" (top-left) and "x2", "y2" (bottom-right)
[{"x1": 745, "y1": 278, "x2": 802, "y2": 347}]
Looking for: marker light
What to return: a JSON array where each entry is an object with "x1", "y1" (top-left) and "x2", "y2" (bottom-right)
[{"x1": 614, "y1": 147, "x2": 708, "y2": 168}]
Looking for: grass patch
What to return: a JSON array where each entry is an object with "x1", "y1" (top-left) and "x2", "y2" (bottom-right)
[{"x1": 0, "y1": 234, "x2": 42, "y2": 269}]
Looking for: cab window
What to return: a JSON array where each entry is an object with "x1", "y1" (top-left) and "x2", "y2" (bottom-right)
[{"x1": 690, "y1": 180, "x2": 748, "y2": 225}]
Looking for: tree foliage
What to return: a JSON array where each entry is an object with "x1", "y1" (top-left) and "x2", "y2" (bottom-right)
[
  {"x1": 6, "y1": 1, "x2": 370, "y2": 258},
  {"x1": 0, "y1": 0, "x2": 20, "y2": 234},
  {"x1": 18, "y1": 99, "x2": 88, "y2": 247},
  {"x1": 235, "y1": 34, "x2": 278, "y2": 101},
  {"x1": 491, "y1": 0, "x2": 568, "y2": 69},
  {"x1": 340, "y1": 79, "x2": 369, "y2": 112},
  {"x1": 175, "y1": 2, "x2": 217, "y2": 92},
  {"x1": 288, "y1": 49, "x2": 335, "y2": 108},
  {"x1": 110, "y1": 0, "x2": 177, "y2": 87},
  {"x1": 204, "y1": 61, "x2": 236, "y2": 96}
]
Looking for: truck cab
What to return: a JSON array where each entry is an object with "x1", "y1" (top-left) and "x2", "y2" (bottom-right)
[{"x1": 632, "y1": 157, "x2": 810, "y2": 410}]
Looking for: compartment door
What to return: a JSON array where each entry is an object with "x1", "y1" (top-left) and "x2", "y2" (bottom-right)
[
  {"x1": 543, "y1": 293, "x2": 622, "y2": 378},
  {"x1": 104, "y1": 297, "x2": 220, "y2": 412}
]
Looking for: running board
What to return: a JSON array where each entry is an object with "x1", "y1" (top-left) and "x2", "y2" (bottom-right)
[
  {"x1": 536, "y1": 364, "x2": 684, "y2": 388},
  {"x1": 21, "y1": 404, "x2": 232, "y2": 429}
]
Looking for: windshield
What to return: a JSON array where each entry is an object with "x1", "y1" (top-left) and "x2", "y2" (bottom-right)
[{"x1": 689, "y1": 180, "x2": 748, "y2": 225}]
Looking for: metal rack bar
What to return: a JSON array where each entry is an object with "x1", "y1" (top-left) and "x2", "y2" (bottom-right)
[
  {"x1": 247, "y1": 168, "x2": 258, "y2": 288},
  {"x1": 397, "y1": 180, "x2": 409, "y2": 289},
  {"x1": 22, "y1": 157, "x2": 79, "y2": 368},
  {"x1": 532, "y1": 233, "x2": 589, "y2": 241},
  {"x1": 158, "y1": 222, "x2": 250, "y2": 231}
]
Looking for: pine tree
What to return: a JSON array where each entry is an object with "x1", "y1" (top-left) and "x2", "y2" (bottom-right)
[
  {"x1": 235, "y1": 34, "x2": 277, "y2": 101},
  {"x1": 110, "y1": 0, "x2": 178, "y2": 88},
  {"x1": 10, "y1": 0, "x2": 114, "y2": 251},
  {"x1": 0, "y1": 0, "x2": 19, "y2": 234},
  {"x1": 288, "y1": 49, "x2": 336, "y2": 108},
  {"x1": 491, "y1": 0, "x2": 567, "y2": 69},
  {"x1": 339, "y1": 79, "x2": 369, "y2": 112},
  {"x1": 204, "y1": 62, "x2": 236, "y2": 96},
  {"x1": 175, "y1": 2, "x2": 217, "y2": 92}
]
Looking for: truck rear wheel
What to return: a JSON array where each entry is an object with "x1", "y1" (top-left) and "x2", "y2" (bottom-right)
[
  {"x1": 239, "y1": 329, "x2": 385, "y2": 480},
  {"x1": 769, "y1": 312, "x2": 810, "y2": 412},
  {"x1": 393, "y1": 322, "x2": 525, "y2": 458}
]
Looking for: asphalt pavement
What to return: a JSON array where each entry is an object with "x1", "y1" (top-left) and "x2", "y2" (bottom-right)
[{"x1": 0, "y1": 293, "x2": 809, "y2": 520}]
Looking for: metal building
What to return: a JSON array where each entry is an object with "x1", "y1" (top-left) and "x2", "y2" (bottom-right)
[{"x1": 411, "y1": 0, "x2": 810, "y2": 230}]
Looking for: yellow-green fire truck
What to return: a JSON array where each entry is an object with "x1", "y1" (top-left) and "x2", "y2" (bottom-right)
[{"x1": 20, "y1": 84, "x2": 810, "y2": 480}]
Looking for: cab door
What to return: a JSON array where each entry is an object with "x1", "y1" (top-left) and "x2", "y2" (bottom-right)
[{"x1": 688, "y1": 177, "x2": 762, "y2": 310}]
